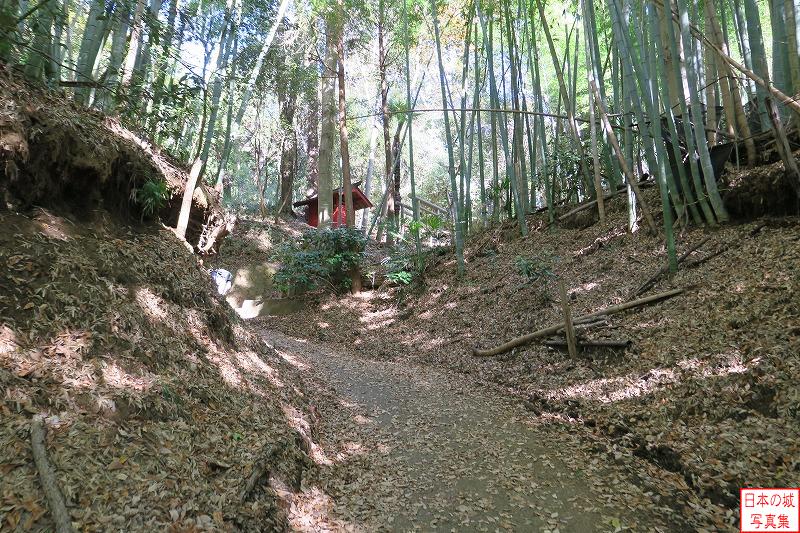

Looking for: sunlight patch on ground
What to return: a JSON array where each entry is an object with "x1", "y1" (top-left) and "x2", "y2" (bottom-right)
[
  {"x1": 207, "y1": 351, "x2": 242, "y2": 388},
  {"x1": 549, "y1": 351, "x2": 757, "y2": 403},
  {"x1": 245, "y1": 231, "x2": 274, "y2": 253},
  {"x1": 401, "y1": 331, "x2": 449, "y2": 351},
  {"x1": 285, "y1": 486, "x2": 363, "y2": 532},
  {"x1": 31, "y1": 208, "x2": 75, "y2": 240},
  {"x1": 574, "y1": 226, "x2": 627, "y2": 257},
  {"x1": 358, "y1": 307, "x2": 398, "y2": 332},
  {"x1": 353, "y1": 414, "x2": 372, "y2": 425},
  {"x1": 235, "y1": 350, "x2": 284, "y2": 388},
  {"x1": 4, "y1": 385, "x2": 33, "y2": 408},
  {"x1": 101, "y1": 361, "x2": 155, "y2": 392},
  {"x1": 554, "y1": 372, "x2": 676, "y2": 403},
  {"x1": 135, "y1": 287, "x2": 168, "y2": 322},
  {"x1": 364, "y1": 318, "x2": 396, "y2": 331},
  {"x1": 634, "y1": 316, "x2": 673, "y2": 329},
  {"x1": 271, "y1": 345, "x2": 310, "y2": 371},
  {"x1": 572, "y1": 281, "x2": 600, "y2": 295},
  {"x1": 234, "y1": 299, "x2": 264, "y2": 319},
  {"x1": 331, "y1": 441, "x2": 372, "y2": 463},
  {"x1": 0, "y1": 325, "x2": 19, "y2": 355},
  {"x1": 184, "y1": 308, "x2": 224, "y2": 353}
]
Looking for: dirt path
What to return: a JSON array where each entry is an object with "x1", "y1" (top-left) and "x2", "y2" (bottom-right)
[{"x1": 263, "y1": 329, "x2": 685, "y2": 532}]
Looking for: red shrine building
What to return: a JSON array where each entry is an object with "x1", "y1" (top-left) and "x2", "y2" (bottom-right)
[{"x1": 293, "y1": 182, "x2": 373, "y2": 227}]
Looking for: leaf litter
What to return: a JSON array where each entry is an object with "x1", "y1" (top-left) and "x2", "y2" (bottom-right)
[
  {"x1": 262, "y1": 186, "x2": 800, "y2": 532},
  {"x1": 0, "y1": 211, "x2": 343, "y2": 531}
]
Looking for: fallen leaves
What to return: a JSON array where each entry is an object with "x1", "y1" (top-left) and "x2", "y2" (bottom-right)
[{"x1": 260, "y1": 196, "x2": 800, "y2": 531}]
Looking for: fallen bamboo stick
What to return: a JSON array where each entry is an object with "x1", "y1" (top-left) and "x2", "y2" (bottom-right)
[
  {"x1": 30, "y1": 415, "x2": 74, "y2": 533},
  {"x1": 543, "y1": 337, "x2": 632, "y2": 349},
  {"x1": 473, "y1": 288, "x2": 684, "y2": 357},
  {"x1": 549, "y1": 185, "x2": 628, "y2": 227},
  {"x1": 632, "y1": 236, "x2": 712, "y2": 297}
]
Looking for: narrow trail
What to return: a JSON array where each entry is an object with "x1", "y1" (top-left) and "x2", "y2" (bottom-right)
[{"x1": 263, "y1": 329, "x2": 684, "y2": 532}]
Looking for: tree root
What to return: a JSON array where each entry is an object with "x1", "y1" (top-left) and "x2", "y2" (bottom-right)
[{"x1": 30, "y1": 415, "x2": 73, "y2": 533}]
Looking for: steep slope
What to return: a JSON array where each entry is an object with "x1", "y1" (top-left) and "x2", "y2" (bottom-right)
[
  {"x1": 0, "y1": 73, "x2": 322, "y2": 531},
  {"x1": 0, "y1": 67, "x2": 220, "y2": 248}
]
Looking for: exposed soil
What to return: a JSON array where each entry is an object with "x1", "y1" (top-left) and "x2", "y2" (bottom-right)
[{"x1": 0, "y1": 67, "x2": 220, "y2": 247}]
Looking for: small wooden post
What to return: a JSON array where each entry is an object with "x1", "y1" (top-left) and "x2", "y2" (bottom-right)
[{"x1": 559, "y1": 280, "x2": 578, "y2": 358}]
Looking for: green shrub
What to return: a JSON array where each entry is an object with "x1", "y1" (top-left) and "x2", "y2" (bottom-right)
[
  {"x1": 385, "y1": 241, "x2": 424, "y2": 284},
  {"x1": 134, "y1": 179, "x2": 169, "y2": 220},
  {"x1": 272, "y1": 228, "x2": 366, "y2": 294},
  {"x1": 515, "y1": 254, "x2": 557, "y2": 284},
  {"x1": 386, "y1": 269, "x2": 414, "y2": 285}
]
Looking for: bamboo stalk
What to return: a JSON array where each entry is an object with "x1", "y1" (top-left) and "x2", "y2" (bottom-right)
[
  {"x1": 544, "y1": 338, "x2": 632, "y2": 348},
  {"x1": 430, "y1": 0, "x2": 466, "y2": 273},
  {"x1": 473, "y1": 288, "x2": 684, "y2": 357},
  {"x1": 589, "y1": 80, "x2": 659, "y2": 234},
  {"x1": 650, "y1": 0, "x2": 800, "y2": 116}
]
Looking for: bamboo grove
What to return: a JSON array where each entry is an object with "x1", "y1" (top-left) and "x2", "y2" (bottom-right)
[{"x1": 1, "y1": 0, "x2": 799, "y2": 273}]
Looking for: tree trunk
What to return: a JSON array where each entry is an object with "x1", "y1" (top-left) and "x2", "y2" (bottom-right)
[
  {"x1": 360, "y1": 94, "x2": 381, "y2": 231},
  {"x1": 96, "y1": 5, "x2": 131, "y2": 112},
  {"x1": 176, "y1": 158, "x2": 204, "y2": 240},
  {"x1": 378, "y1": 0, "x2": 394, "y2": 243},
  {"x1": 744, "y1": 0, "x2": 771, "y2": 130},
  {"x1": 305, "y1": 86, "x2": 320, "y2": 198},
  {"x1": 130, "y1": 0, "x2": 163, "y2": 116},
  {"x1": 148, "y1": 0, "x2": 179, "y2": 137},
  {"x1": 23, "y1": 1, "x2": 55, "y2": 82},
  {"x1": 535, "y1": 0, "x2": 593, "y2": 211},
  {"x1": 676, "y1": 0, "x2": 730, "y2": 222},
  {"x1": 50, "y1": 0, "x2": 69, "y2": 81},
  {"x1": 317, "y1": 13, "x2": 337, "y2": 229},
  {"x1": 770, "y1": 0, "x2": 791, "y2": 100},
  {"x1": 785, "y1": 0, "x2": 800, "y2": 100},
  {"x1": 214, "y1": 0, "x2": 289, "y2": 180},
  {"x1": 581, "y1": 0, "x2": 605, "y2": 221},
  {"x1": 432, "y1": 0, "x2": 465, "y2": 274},
  {"x1": 336, "y1": 7, "x2": 354, "y2": 228},
  {"x1": 199, "y1": 0, "x2": 237, "y2": 178},
  {"x1": 403, "y1": 0, "x2": 422, "y2": 263},
  {"x1": 704, "y1": 0, "x2": 756, "y2": 164},
  {"x1": 477, "y1": 3, "x2": 526, "y2": 236}
]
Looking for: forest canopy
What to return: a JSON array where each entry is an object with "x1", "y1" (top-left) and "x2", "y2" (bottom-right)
[{"x1": 1, "y1": 0, "x2": 799, "y2": 268}]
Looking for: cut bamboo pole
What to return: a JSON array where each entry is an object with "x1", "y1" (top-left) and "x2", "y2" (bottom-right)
[
  {"x1": 473, "y1": 288, "x2": 684, "y2": 356},
  {"x1": 544, "y1": 338, "x2": 632, "y2": 349}
]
